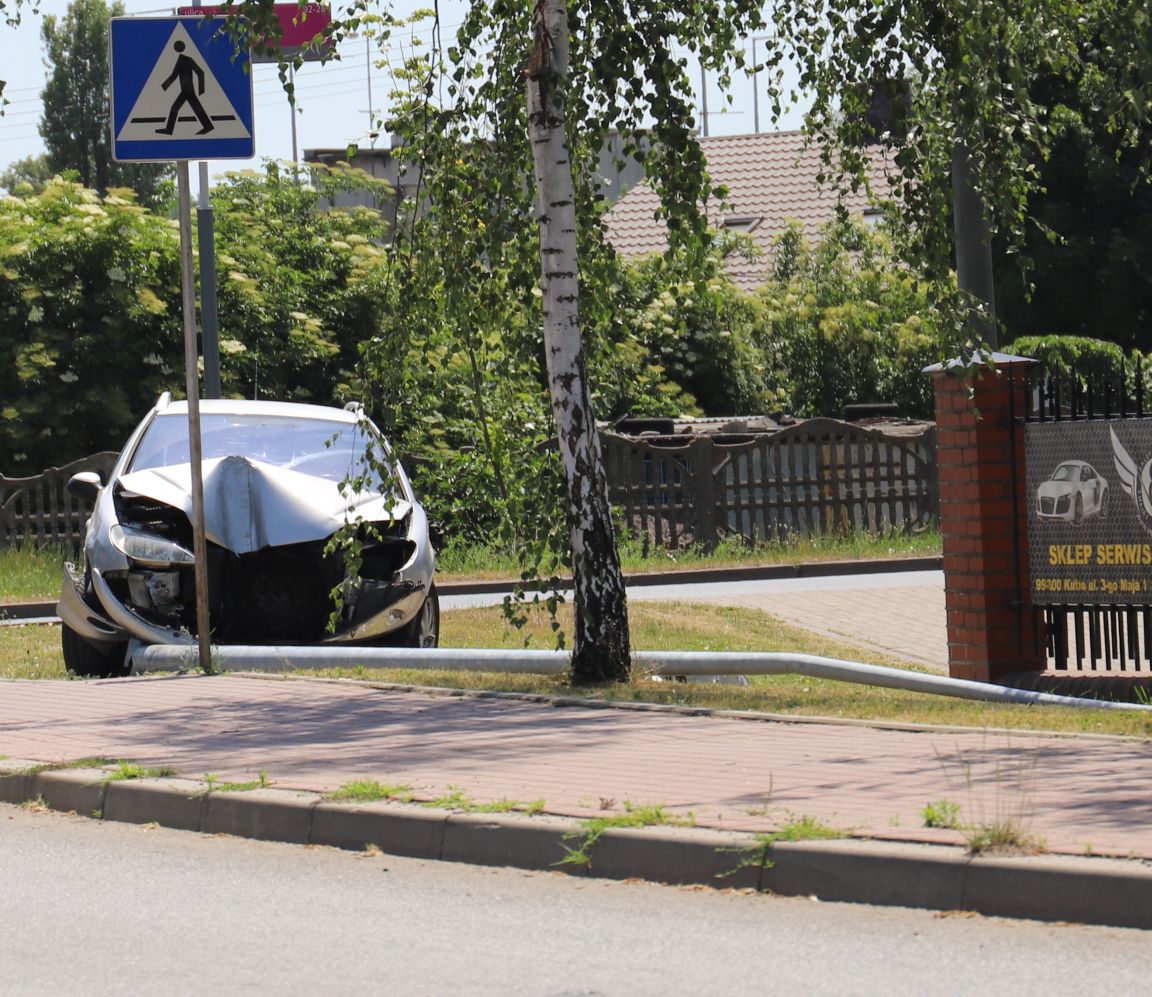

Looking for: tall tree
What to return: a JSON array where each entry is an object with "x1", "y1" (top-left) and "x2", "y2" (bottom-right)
[
  {"x1": 0, "y1": 152, "x2": 53, "y2": 193},
  {"x1": 993, "y1": 42, "x2": 1152, "y2": 353},
  {"x1": 39, "y1": 0, "x2": 171, "y2": 202},
  {"x1": 217, "y1": 0, "x2": 765, "y2": 683},
  {"x1": 763, "y1": 0, "x2": 1151, "y2": 347},
  {"x1": 525, "y1": 0, "x2": 628, "y2": 681}
]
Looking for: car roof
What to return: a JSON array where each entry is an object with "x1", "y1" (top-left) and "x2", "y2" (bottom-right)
[{"x1": 157, "y1": 398, "x2": 361, "y2": 424}]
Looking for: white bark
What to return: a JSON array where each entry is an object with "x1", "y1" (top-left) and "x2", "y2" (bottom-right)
[{"x1": 526, "y1": 0, "x2": 630, "y2": 682}]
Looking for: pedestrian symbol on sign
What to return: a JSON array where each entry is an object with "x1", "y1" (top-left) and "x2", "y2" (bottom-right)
[
  {"x1": 157, "y1": 40, "x2": 213, "y2": 135},
  {"x1": 114, "y1": 21, "x2": 251, "y2": 148}
]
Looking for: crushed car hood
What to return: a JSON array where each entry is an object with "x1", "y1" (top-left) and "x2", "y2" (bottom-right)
[{"x1": 117, "y1": 456, "x2": 411, "y2": 553}]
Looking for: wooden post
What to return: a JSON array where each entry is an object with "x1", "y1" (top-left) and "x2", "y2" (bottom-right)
[{"x1": 693, "y1": 435, "x2": 717, "y2": 549}]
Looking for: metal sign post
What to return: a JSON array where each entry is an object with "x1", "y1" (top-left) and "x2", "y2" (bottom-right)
[
  {"x1": 177, "y1": 162, "x2": 213, "y2": 672},
  {"x1": 110, "y1": 16, "x2": 256, "y2": 672}
]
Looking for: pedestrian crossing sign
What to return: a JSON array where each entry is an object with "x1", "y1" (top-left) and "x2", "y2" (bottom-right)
[{"x1": 110, "y1": 16, "x2": 255, "y2": 162}]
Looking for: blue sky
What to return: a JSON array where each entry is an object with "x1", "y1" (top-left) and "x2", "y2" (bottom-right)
[{"x1": 1, "y1": 1, "x2": 802, "y2": 180}]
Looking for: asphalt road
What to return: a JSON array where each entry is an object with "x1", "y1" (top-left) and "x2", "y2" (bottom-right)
[{"x1": 1, "y1": 803, "x2": 1147, "y2": 996}]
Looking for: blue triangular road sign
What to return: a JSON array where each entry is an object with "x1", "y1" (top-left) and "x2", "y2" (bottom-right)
[{"x1": 111, "y1": 16, "x2": 255, "y2": 162}]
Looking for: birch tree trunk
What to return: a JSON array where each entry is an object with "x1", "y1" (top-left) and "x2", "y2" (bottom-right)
[
  {"x1": 525, "y1": 0, "x2": 631, "y2": 684},
  {"x1": 951, "y1": 139, "x2": 998, "y2": 348}
]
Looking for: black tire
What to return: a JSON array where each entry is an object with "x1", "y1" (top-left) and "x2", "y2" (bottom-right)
[
  {"x1": 398, "y1": 583, "x2": 440, "y2": 648},
  {"x1": 1074, "y1": 494, "x2": 1084, "y2": 524},
  {"x1": 61, "y1": 623, "x2": 129, "y2": 678}
]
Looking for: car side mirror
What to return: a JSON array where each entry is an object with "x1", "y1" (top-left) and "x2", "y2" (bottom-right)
[{"x1": 67, "y1": 471, "x2": 103, "y2": 504}]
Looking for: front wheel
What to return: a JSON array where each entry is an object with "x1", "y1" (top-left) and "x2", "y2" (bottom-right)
[
  {"x1": 61, "y1": 623, "x2": 129, "y2": 678},
  {"x1": 398, "y1": 584, "x2": 440, "y2": 648}
]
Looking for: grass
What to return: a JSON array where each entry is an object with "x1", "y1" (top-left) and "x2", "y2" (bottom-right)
[
  {"x1": 963, "y1": 819, "x2": 1045, "y2": 855},
  {"x1": 325, "y1": 779, "x2": 545, "y2": 814},
  {"x1": 201, "y1": 770, "x2": 272, "y2": 793},
  {"x1": 326, "y1": 779, "x2": 415, "y2": 803},
  {"x1": 5, "y1": 600, "x2": 1152, "y2": 737},
  {"x1": 921, "y1": 799, "x2": 963, "y2": 830},
  {"x1": 558, "y1": 802, "x2": 684, "y2": 869},
  {"x1": 5, "y1": 538, "x2": 1150, "y2": 739},
  {"x1": 103, "y1": 760, "x2": 176, "y2": 781},
  {"x1": 934, "y1": 743, "x2": 1047, "y2": 855},
  {"x1": 725, "y1": 814, "x2": 849, "y2": 876},
  {"x1": 0, "y1": 531, "x2": 941, "y2": 605},
  {"x1": 437, "y1": 529, "x2": 940, "y2": 582},
  {"x1": 0, "y1": 544, "x2": 69, "y2": 604}
]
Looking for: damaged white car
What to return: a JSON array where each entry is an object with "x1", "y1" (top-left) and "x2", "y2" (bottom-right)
[{"x1": 58, "y1": 394, "x2": 438, "y2": 677}]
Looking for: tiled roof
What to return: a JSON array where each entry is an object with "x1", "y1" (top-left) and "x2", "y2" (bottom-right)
[{"x1": 604, "y1": 130, "x2": 890, "y2": 291}]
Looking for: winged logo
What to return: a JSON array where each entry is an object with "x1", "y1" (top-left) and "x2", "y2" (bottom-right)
[{"x1": 1110, "y1": 426, "x2": 1152, "y2": 531}]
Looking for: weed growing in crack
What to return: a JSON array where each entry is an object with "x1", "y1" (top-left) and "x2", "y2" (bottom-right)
[
  {"x1": 557, "y1": 803, "x2": 682, "y2": 871},
  {"x1": 722, "y1": 814, "x2": 847, "y2": 878},
  {"x1": 934, "y1": 741, "x2": 1046, "y2": 855},
  {"x1": 199, "y1": 770, "x2": 274, "y2": 794},
  {"x1": 326, "y1": 779, "x2": 415, "y2": 803},
  {"x1": 921, "y1": 799, "x2": 962, "y2": 829},
  {"x1": 104, "y1": 761, "x2": 175, "y2": 782}
]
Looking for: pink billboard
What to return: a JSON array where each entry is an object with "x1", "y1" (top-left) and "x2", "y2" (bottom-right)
[{"x1": 177, "y1": 3, "x2": 333, "y2": 62}]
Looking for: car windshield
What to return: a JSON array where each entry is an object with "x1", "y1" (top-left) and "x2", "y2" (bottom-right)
[
  {"x1": 128, "y1": 413, "x2": 397, "y2": 490},
  {"x1": 1051, "y1": 464, "x2": 1079, "y2": 482}
]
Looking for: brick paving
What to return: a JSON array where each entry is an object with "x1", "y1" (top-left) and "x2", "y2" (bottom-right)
[{"x1": 3, "y1": 673, "x2": 1150, "y2": 860}]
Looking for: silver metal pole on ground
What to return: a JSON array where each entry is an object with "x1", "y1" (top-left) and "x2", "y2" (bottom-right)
[
  {"x1": 196, "y1": 162, "x2": 221, "y2": 399},
  {"x1": 129, "y1": 645, "x2": 1152, "y2": 713},
  {"x1": 177, "y1": 162, "x2": 213, "y2": 674}
]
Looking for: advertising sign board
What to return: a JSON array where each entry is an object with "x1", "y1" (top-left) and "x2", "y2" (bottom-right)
[
  {"x1": 177, "y1": 3, "x2": 333, "y2": 62},
  {"x1": 1026, "y1": 419, "x2": 1152, "y2": 604}
]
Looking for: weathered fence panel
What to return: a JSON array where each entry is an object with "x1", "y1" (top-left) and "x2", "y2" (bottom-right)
[
  {"x1": 0, "y1": 453, "x2": 119, "y2": 551},
  {"x1": 602, "y1": 419, "x2": 937, "y2": 549}
]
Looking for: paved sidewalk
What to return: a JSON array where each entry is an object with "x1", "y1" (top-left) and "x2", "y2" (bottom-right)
[
  {"x1": 2, "y1": 673, "x2": 1149, "y2": 859},
  {"x1": 4, "y1": 562, "x2": 1152, "y2": 927}
]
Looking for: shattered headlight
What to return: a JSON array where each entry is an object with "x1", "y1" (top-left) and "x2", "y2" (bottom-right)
[{"x1": 110, "y1": 524, "x2": 195, "y2": 567}]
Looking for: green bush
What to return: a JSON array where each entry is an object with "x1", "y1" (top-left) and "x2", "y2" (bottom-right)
[
  {"x1": 1006, "y1": 334, "x2": 1128, "y2": 383},
  {"x1": 755, "y1": 221, "x2": 960, "y2": 419},
  {"x1": 0, "y1": 164, "x2": 397, "y2": 475},
  {"x1": 608, "y1": 253, "x2": 775, "y2": 417},
  {"x1": 0, "y1": 180, "x2": 183, "y2": 475},
  {"x1": 209, "y1": 162, "x2": 395, "y2": 403}
]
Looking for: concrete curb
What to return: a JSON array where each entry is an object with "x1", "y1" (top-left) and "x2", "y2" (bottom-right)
[
  {"x1": 3, "y1": 758, "x2": 1150, "y2": 930},
  {"x1": 0, "y1": 601, "x2": 57, "y2": 620}
]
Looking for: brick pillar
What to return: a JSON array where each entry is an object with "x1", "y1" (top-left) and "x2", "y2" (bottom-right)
[{"x1": 930, "y1": 356, "x2": 1046, "y2": 682}]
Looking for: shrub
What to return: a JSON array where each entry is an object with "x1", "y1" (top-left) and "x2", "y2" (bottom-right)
[{"x1": 756, "y1": 221, "x2": 960, "y2": 419}]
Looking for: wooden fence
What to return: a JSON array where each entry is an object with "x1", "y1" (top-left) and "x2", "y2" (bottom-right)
[
  {"x1": 2, "y1": 418, "x2": 937, "y2": 553},
  {"x1": 602, "y1": 418, "x2": 938, "y2": 549},
  {"x1": 0, "y1": 452, "x2": 119, "y2": 552}
]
